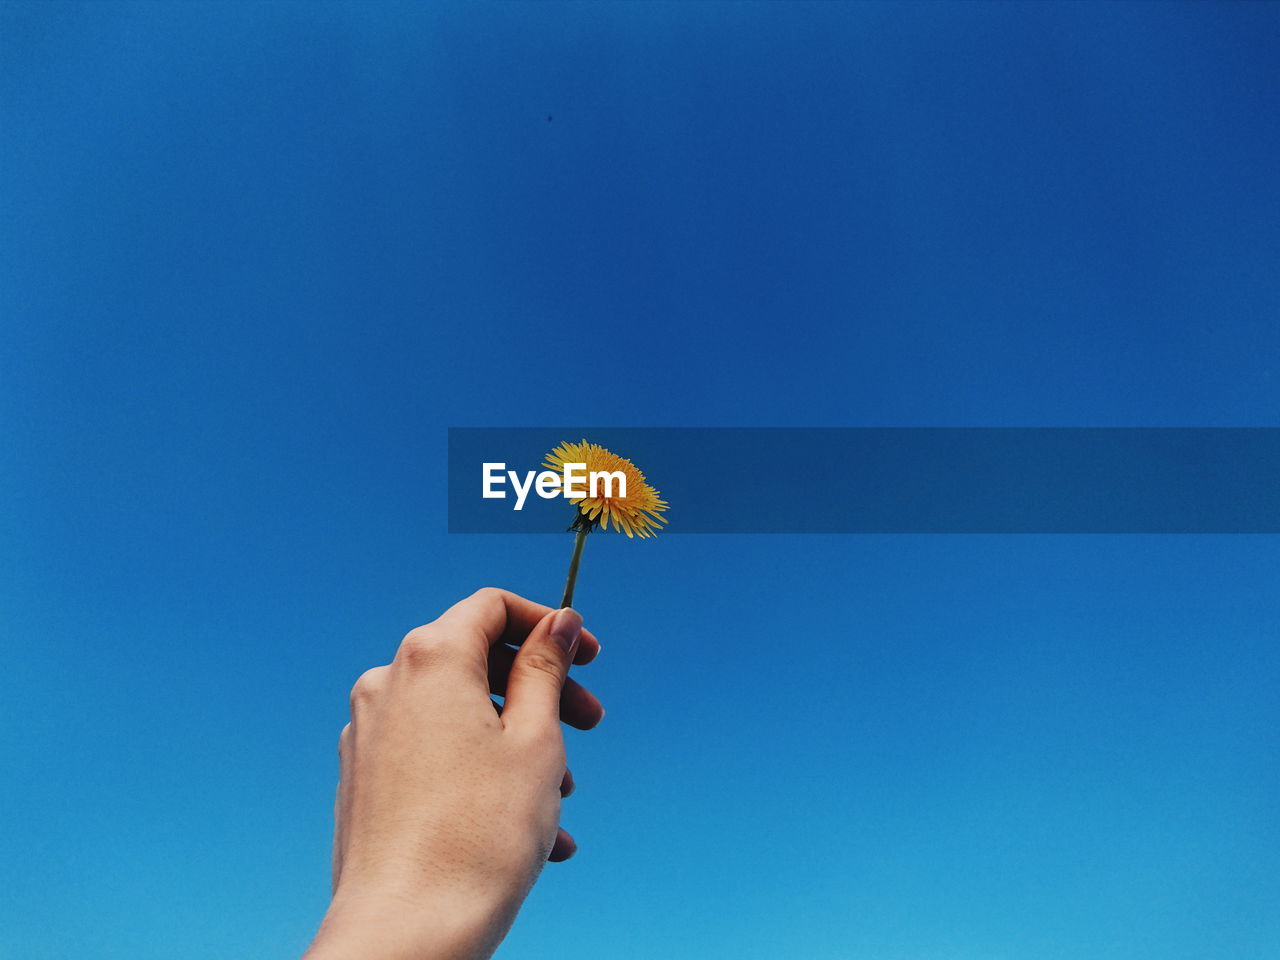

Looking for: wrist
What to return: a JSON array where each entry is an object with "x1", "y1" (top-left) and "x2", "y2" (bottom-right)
[{"x1": 304, "y1": 887, "x2": 506, "y2": 960}]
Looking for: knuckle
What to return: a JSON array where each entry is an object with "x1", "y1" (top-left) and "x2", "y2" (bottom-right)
[
  {"x1": 337, "y1": 723, "x2": 351, "y2": 757},
  {"x1": 349, "y1": 667, "x2": 386, "y2": 708},
  {"x1": 467, "y1": 586, "x2": 508, "y2": 616},
  {"x1": 517, "y1": 650, "x2": 565, "y2": 684},
  {"x1": 471, "y1": 586, "x2": 506, "y2": 604},
  {"x1": 397, "y1": 626, "x2": 450, "y2": 671},
  {"x1": 400, "y1": 623, "x2": 435, "y2": 648}
]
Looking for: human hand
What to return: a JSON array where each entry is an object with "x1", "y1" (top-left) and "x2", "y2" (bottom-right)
[{"x1": 303, "y1": 588, "x2": 605, "y2": 960}]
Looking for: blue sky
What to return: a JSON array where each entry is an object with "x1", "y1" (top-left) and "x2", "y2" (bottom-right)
[{"x1": 2, "y1": 3, "x2": 1279, "y2": 958}]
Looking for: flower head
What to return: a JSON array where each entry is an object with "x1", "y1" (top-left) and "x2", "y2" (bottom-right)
[{"x1": 544, "y1": 439, "x2": 668, "y2": 539}]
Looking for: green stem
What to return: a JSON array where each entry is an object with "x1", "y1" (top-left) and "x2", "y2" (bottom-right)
[{"x1": 560, "y1": 526, "x2": 589, "y2": 608}]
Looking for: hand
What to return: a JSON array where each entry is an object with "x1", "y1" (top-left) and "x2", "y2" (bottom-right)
[{"x1": 304, "y1": 588, "x2": 605, "y2": 960}]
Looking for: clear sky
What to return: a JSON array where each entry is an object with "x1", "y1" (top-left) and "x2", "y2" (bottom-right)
[{"x1": 3, "y1": 3, "x2": 1279, "y2": 958}]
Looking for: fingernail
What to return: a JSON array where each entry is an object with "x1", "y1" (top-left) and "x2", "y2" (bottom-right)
[{"x1": 549, "y1": 607, "x2": 583, "y2": 657}]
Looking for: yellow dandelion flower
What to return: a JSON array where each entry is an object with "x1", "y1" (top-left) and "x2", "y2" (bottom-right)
[
  {"x1": 544, "y1": 439, "x2": 668, "y2": 540},
  {"x1": 544, "y1": 439, "x2": 667, "y2": 608}
]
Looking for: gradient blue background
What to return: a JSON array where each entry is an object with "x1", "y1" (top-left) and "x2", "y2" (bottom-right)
[{"x1": 3, "y1": 3, "x2": 1279, "y2": 958}]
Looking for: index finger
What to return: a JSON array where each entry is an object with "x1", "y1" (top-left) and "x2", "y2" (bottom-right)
[{"x1": 435, "y1": 587, "x2": 601, "y2": 666}]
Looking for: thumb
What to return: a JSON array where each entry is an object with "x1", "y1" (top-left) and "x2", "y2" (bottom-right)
[{"x1": 501, "y1": 607, "x2": 582, "y2": 732}]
